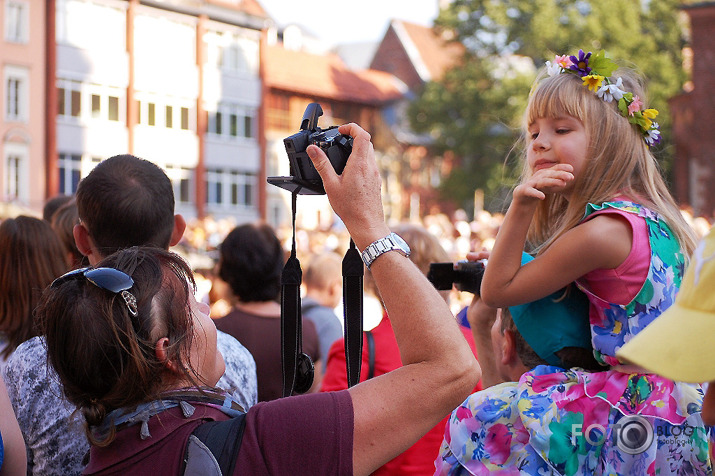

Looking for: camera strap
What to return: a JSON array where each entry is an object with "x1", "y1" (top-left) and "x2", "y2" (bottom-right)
[
  {"x1": 281, "y1": 191, "x2": 313, "y2": 397},
  {"x1": 342, "y1": 239, "x2": 364, "y2": 388},
  {"x1": 280, "y1": 189, "x2": 365, "y2": 397}
]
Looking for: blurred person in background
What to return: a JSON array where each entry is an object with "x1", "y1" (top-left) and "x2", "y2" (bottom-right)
[
  {"x1": 214, "y1": 222, "x2": 321, "y2": 401},
  {"x1": 0, "y1": 216, "x2": 68, "y2": 367}
]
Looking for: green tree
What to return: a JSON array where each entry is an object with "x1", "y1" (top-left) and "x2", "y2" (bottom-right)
[{"x1": 410, "y1": 0, "x2": 688, "y2": 213}]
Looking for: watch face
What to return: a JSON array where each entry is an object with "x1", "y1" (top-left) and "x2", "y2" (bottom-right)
[{"x1": 393, "y1": 233, "x2": 410, "y2": 253}]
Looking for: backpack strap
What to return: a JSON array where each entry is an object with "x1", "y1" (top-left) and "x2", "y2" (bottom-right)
[
  {"x1": 365, "y1": 330, "x2": 375, "y2": 380},
  {"x1": 184, "y1": 413, "x2": 247, "y2": 475}
]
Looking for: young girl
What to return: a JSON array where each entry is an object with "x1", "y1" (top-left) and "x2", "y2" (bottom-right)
[{"x1": 437, "y1": 50, "x2": 711, "y2": 475}]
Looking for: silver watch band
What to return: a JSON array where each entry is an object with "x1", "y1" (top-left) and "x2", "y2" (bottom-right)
[{"x1": 361, "y1": 233, "x2": 410, "y2": 269}]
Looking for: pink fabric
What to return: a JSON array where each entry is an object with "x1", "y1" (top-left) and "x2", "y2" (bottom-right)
[{"x1": 578, "y1": 207, "x2": 650, "y2": 305}]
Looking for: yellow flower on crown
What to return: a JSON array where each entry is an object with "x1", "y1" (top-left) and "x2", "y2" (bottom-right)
[
  {"x1": 642, "y1": 109, "x2": 658, "y2": 129},
  {"x1": 582, "y1": 74, "x2": 604, "y2": 92}
]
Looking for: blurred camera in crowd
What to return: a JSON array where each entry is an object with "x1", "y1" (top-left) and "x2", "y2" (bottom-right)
[
  {"x1": 427, "y1": 261, "x2": 486, "y2": 295},
  {"x1": 267, "y1": 102, "x2": 353, "y2": 195}
]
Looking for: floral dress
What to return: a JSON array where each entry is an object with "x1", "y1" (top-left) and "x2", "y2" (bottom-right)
[{"x1": 436, "y1": 201, "x2": 712, "y2": 475}]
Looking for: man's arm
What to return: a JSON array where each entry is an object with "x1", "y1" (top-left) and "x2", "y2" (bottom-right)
[{"x1": 307, "y1": 124, "x2": 481, "y2": 475}]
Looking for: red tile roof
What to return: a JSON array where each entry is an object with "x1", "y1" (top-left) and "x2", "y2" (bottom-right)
[
  {"x1": 397, "y1": 20, "x2": 464, "y2": 81},
  {"x1": 263, "y1": 45, "x2": 405, "y2": 104}
]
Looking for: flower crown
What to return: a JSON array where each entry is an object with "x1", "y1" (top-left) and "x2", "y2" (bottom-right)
[{"x1": 545, "y1": 50, "x2": 660, "y2": 146}]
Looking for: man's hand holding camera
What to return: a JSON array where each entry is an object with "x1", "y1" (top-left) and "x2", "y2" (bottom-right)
[{"x1": 306, "y1": 123, "x2": 389, "y2": 251}]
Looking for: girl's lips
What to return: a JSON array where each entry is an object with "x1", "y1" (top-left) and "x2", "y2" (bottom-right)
[{"x1": 533, "y1": 160, "x2": 557, "y2": 171}]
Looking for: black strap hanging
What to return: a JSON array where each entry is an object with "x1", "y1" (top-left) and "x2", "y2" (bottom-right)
[
  {"x1": 281, "y1": 190, "x2": 314, "y2": 397},
  {"x1": 280, "y1": 190, "x2": 364, "y2": 395},
  {"x1": 342, "y1": 239, "x2": 364, "y2": 387}
]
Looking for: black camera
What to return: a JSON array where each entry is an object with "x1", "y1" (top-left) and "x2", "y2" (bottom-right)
[
  {"x1": 267, "y1": 103, "x2": 353, "y2": 195},
  {"x1": 427, "y1": 261, "x2": 486, "y2": 295}
]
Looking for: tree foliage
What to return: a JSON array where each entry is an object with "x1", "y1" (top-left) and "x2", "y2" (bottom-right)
[{"x1": 409, "y1": 0, "x2": 689, "y2": 213}]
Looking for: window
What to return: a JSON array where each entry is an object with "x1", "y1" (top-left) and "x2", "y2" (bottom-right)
[
  {"x1": 244, "y1": 115, "x2": 253, "y2": 138},
  {"x1": 5, "y1": 154, "x2": 20, "y2": 199},
  {"x1": 205, "y1": 168, "x2": 256, "y2": 208},
  {"x1": 147, "y1": 103, "x2": 156, "y2": 126},
  {"x1": 165, "y1": 105, "x2": 173, "y2": 128},
  {"x1": 91, "y1": 94, "x2": 101, "y2": 118},
  {"x1": 166, "y1": 165, "x2": 192, "y2": 204},
  {"x1": 206, "y1": 169, "x2": 224, "y2": 205},
  {"x1": 181, "y1": 107, "x2": 189, "y2": 130},
  {"x1": 229, "y1": 113, "x2": 238, "y2": 137},
  {"x1": 5, "y1": 66, "x2": 28, "y2": 121},
  {"x1": 58, "y1": 153, "x2": 82, "y2": 194},
  {"x1": 108, "y1": 96, "x2": 119, "y2": 121},
  {"x1": 5, "y1": 1, "x2": 28, "y2": 43},
  {"x1": 57, "y1": 79, "x2": 81, "y2": 118},
  {"x1": 208, "y1": 103, "x2": 256, "y2": 140}
]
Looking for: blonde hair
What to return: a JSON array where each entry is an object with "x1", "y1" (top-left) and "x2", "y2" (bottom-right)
[{"x1": 521, "y1": 69, "x2": 696, "y2": 256}]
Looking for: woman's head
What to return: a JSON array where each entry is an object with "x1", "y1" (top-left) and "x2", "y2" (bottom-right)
[
  {"x1": 219, "y1": 222, "x2": 284, "y2": 303},
  {"x1": 522, "y1": 53, "x2": 696, "y2": 255},
  {"x1": 37, "y1": 247, "x2": 223, "y2": 442},
  {"x1": 0, "y1": 216, "x2": 68, "y2": 358}
]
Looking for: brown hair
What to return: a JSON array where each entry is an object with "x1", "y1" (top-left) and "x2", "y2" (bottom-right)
[
  {"x1": 50, "y1": 198, "x2": 85, "y2": 268},
  {"x1": 37, "y1": 247, "x2": 204, "y2": 446},
  {"x1": 521, "y1": 69, "x2": 696, "y2": 257},
  {"x1": 0, "y1": 216, "x2": 68, "y2": 358}
]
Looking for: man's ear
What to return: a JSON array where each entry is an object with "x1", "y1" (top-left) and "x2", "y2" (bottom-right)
[
  {"x1": 170, "y1": 214, "x2": 186, "y2": 247},
  {"x1": 73, "y1": 223, "x2": 94, "y2": 260},
  {"x1": 155, "y1": 337, "x2": 181, "y2": 373},
  {"x1": 501, "y1": 329, "x2": 518, "y2": 365}
]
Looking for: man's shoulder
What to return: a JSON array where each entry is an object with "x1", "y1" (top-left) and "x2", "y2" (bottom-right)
[{"x1": 4, "y1": 336, "x2": 48, "y2": 379}]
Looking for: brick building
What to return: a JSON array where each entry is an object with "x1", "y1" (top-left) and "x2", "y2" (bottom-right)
[
  {"x1": 262, "y1": 41, "x2": 405, "y2": 229},
  {"x1": 670, "y1": 2, "x2": 715, "y2": 218},
  {"x1": 369, "y1": 20, "x2": 464, "y2": 220}
]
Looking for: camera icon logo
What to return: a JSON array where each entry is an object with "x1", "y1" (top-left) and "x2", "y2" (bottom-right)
[
  {"x1": 572, "y1": 414, "x2": 654, "y2": 455},
  {"x1": 614, "y1": 415, "x2": 654, "y2": 455}
]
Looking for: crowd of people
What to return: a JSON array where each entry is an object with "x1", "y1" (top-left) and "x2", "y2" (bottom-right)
[{"x1": 0, "y1": 48, "x2": 714, "y2": 476}]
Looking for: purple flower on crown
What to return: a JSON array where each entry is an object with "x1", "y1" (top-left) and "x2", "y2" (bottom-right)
[{"x1": 569, "y1": 49, "x2": 592, "y2": 77}]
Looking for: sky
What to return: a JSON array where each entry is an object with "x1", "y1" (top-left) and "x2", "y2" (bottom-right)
[{"x1": 260, "y1": 0, "x2": 441, "y2": 46}]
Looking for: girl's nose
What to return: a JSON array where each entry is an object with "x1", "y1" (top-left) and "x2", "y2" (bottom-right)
[{"x1": 532, "y1": 133, "x2": 550, "y2": 150}]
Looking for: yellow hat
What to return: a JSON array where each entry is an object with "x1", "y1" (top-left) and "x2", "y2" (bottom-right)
[{"x1": 617, "y1": 225, "x2": 715, "y2": 383}]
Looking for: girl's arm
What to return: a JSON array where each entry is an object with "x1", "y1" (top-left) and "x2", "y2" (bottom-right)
[
  {"x1": 307, "y1": 125, "x2": 481, "y2": 476},
  {"x1": 481, "y1": 165, "x2": 632, "y2": 307}
]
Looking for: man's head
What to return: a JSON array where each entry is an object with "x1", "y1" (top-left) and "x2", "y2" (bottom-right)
[
  {"x1": 73, "y1": 155, "x2": 185, "y2": 264},
  {"x1": 304, "y1": 252, "x2": 343, "y2": 309}
]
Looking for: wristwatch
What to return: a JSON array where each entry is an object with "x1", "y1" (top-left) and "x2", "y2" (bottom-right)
[{"x1": 361, "y1": 233, "x2": 411, "y2": 269}]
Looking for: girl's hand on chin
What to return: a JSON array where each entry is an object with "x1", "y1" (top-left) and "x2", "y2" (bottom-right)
[{"x1": 516, "y1": 164, "x2": 574, "y2": 202}]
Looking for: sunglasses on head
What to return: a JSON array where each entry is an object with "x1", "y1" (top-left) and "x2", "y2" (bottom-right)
[{"x1": 51, "y1": 267, "x2": 138, "y2": 316}]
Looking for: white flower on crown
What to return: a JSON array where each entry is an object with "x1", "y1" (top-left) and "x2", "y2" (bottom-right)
[
  {"x1": 596, "y1": 77, "x2": 626, "y2": 103},
  {"x1": 545, "y1": 60, "x2": 563, "y2": 77},
  {"x1": 644, "y1": 123, "x2": 661, "y2": 146}
]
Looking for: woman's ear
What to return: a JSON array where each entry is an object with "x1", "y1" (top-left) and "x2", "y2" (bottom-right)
[{"x1": 155, "y1": 337, "x2": 181, "y2": 373}]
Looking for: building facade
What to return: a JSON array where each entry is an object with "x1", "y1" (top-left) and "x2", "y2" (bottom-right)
[
  {"x1": 670, "y1": 2, "x2": 715, "y2": 218},
  {"x1": 1, "y1": 0, "x2": 46, "y2": 214},
  {"x1": 1, "y1": 0, "x2": 268, "y2": 223}
]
